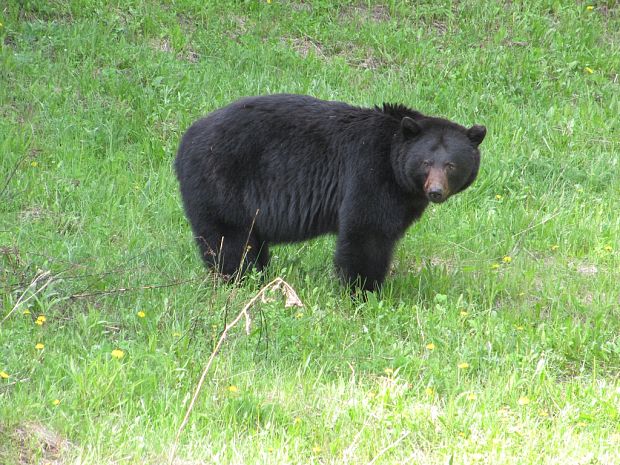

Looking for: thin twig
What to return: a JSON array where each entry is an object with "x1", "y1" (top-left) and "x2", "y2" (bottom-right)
[
  {"x1": 367, "y1": 430, "x2": 411, "y2": 465},
  {"x1": 234, "y1": 208, "x2": 260, "y2": 286},
  {"x1": 508, "y1": 210, "x2": 561, "y2": 257},
  {"x1": 1, "y1": 271, "x2": 53, "y2": 324},
  {"x1": 168, "y1": 277, "x2": 301, "y2": 465},
  {"x1": 69, "y1": 278, "x2": 200, "y2": 299},
  {"x1": 0, "y1": 154, "x2": 28, "y2": 199}
]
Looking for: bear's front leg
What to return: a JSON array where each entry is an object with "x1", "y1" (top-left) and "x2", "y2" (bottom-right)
[{"x1": 334, "y1": 230, "x2": 397, "y2": 292}]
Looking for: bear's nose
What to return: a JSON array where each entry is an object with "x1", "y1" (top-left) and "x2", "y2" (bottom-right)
[{"x1": 428, "y1": 189, "x2": 444, "y2": 202}]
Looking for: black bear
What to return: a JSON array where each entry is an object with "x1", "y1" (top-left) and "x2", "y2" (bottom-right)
[{"x1": 175, "y1": 94, "x2": 486, "y2": 291}]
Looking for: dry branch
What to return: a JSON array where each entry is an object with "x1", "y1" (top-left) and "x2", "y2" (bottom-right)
[{"x1": 168, "y1": 277, "x2": 302, "y2": 465}]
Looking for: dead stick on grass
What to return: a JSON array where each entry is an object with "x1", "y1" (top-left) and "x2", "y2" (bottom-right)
[
  {"x1": 168, "y1": 277, "x2": 302, "y2": 465},
  {"x1": 367, "y1": 430, "x2": 411, "y2": 465},
  {"x1": 1, "y1": 271, "x2": 53, "y2": 325},
  {"x1": 69, "y1": 278, "x2": 200, "y2": 299}
]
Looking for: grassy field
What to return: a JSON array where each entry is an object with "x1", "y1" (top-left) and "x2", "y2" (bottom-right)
[{"x1": 1, "y1": 0, "x2": 619, "y2": 463}]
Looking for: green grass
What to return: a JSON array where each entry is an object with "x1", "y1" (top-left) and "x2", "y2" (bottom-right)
[{"x1": 1, "y1": 0, "x2": 619, "y2": 463}]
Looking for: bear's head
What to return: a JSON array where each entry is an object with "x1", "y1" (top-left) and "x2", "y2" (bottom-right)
[{"x1": 393, "y1": 116, "x2": 486, "y2": 203}]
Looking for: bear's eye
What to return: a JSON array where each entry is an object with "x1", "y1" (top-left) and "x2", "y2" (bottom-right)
[
  {"x1": 445, "y1": 162, "x2": 456, "y2": 171},
  {"x1": 422, "y1": 160, "x2": 432, "y2": 168}
]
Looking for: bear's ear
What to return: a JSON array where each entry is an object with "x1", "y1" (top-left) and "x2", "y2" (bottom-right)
[
  {"x1": 401, "y1": 117, "x2": 422, "y2": 138},
  {"x1": 466, "y1": 125, "x2": 487, "y2": 146}
]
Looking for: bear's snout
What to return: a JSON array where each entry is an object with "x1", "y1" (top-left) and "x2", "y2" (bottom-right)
[{"x1": 424, "y1": 169, "x2": 450, "y2": 203}]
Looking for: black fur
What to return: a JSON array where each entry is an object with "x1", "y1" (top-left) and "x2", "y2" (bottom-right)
[{"x1": 175, "y1": 94, "x2": 486, "y2": 291}]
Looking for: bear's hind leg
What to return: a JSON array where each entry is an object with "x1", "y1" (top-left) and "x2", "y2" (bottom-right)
[{"x1": 193, "y1": 219, "x2": 268, "y2": 278}]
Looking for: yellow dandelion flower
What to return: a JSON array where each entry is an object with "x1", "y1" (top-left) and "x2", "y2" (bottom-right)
[
  {"x1": 23, "y1": 309, "x2": 31, "y2": 315},
  {"x1": 383, "y1": 367, "x2": 394, "y2": 375},
  {"x1": 267, "y1": 0, "x2": 272, "y2": 4},
  {"x1": 426, "y1": 342, "x2": 436, "y2": 350},
  {"x1": 173, "y1": 331, "x2": 181, "y2": 337},
  {"x1": 267, "y1": 447, "x2": 274, "y2": 452},
  {"x1": 137, "y1": 311, "x2": 146, "y2": 318},
  {"x1": 458, "y1": 432, "x2": 466, "y2": 438},
  {"x1": 31, "y1": 161, "x2": 39, "y2": 167},
  {"x1": 227, "y1": 385, "x2": 239, "y2": 393},
  {"x1": 457, "y1": 362, "x2": 470, "y2": 369},
  {"x1": 586, "y1": 6, "x2": 594, "y2": 11},
  {"x1": 517, "y1": 396, "x2": 530, "y2": 406},
  {"x1": 53, "y1": 399, "x2": 61, "y2": 406},
  {"x1": 584, "y1": 67, "x2": 594, "y2": 74},
  {"x1": 491, "y1": 263, "x2": 500, "y2": 270},
  {"x1": 515, "y1": 325, "x2": 524, "y2": 331},
  {"x1": 466, "y1": 392, "x2": 477, "y2": 401},
  {"x1": 35, "y1": 319, "x2": 44, "y2": 326},
  {"x1": 539, "y1": 409, "x2": 549, "y2": 417},
  {"x1": 37, "y1": 315, "x2": 46, "y2": 322},
  {"x1": 576, "y1": 421, "x2": 587, "y2": 427},
  {"x1": 604, "y1": 245, "x2": 613, "y2": 252},
  {"x1": 312, "y1": 445, "x2": 321, "y2": 453},
  {"x1": 35, "y1": 343, "x2": 44, "y2": 350},
  {"x1": 495, "y1": 194, "x2": 502, "y2": 200},
  {"x1": 550, "y1": 244, "x2": 559, "y2": 251},
  {"x1": 293, "y1": 417, "x2": 301, "y2": 425},
  {"x1": 502, "y1": 256, "x2": 512, "y2": 263},
  {"x1": 459, "y1": 310, "x2": 468, "y2": 317},
  {"x1": 0, "y1": 371, "x2": 9, "y2": 379},
  {"x1": 111, "y1": 349, "x2": 125, "y2": 359},
  {"x1": 425, "y1": 387, "x2": 434, "y2": 396},
  {"x1": 295, "y1": 312, "x2": 304, "y2": 319}
]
